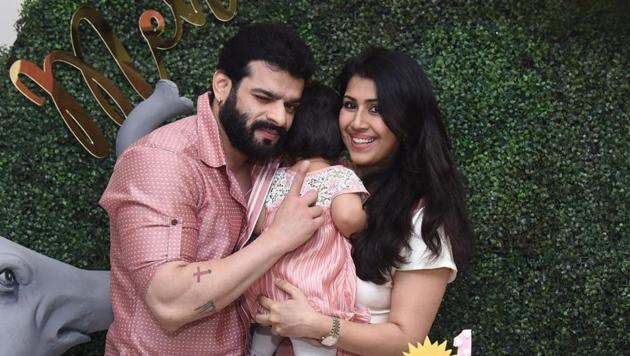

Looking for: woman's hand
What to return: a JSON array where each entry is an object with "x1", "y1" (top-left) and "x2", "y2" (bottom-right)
[{"x1": 255, "y1": 279, "x2": 331, "y2": 340}]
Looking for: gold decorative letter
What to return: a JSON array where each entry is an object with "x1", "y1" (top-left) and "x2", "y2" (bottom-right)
[
  {"x1": 140, "y1": 0, "x2": 208, "y2": 79},
  {"x1": 10, "y1": 1, "x2": 238, "y2": 158},
  {"x1": 47, "y1": 51, "x2": 134, "y2": 127},
  {"x1": 71, "y1": 5, "x2": 153, "y2": 99},
  {"x1": 10, "y1": 56, "x2": 109, "y2": 158},
  {"x1": 205, "y1": 0, "x2": 238, "y2": 22}
]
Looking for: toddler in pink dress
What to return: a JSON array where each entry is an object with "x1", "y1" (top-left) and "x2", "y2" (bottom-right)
[{"x1": 245, "y1": 83, "x2": 370, "y2": 356}]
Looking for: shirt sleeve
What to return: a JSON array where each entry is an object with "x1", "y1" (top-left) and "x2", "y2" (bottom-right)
[
  {"x1": 398, "y1": 208, "x2": 458, "y2": 283},
  {"x1": 100, "y1": 145, "x2": 201, "y2": 293},
  {"x1": 329, "y1": 166, "x2": 369, "y2": 203}
]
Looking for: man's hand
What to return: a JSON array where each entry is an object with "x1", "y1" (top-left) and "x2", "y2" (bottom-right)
[
  {"x1": 144, "y1": 161, "x2": 323, "y2": 332},
  {"x1": 263, "y1": 160, "x2": 324, "y2": 252}
]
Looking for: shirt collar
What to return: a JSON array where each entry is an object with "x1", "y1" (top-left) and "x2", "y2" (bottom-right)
[{"x1": 196, "y1": 92, "x2": 227, "y2": 168}]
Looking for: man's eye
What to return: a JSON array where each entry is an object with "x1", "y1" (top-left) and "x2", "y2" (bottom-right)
[
  {"x1": 285, "y1": 104, "x2": 298, "y2": 113},
  {"x1": 255, "y1": 95, "x2": 272, "y2": 103},
  {"x1": 0, "y1": 269, "x2": 16, "y2": 288}
]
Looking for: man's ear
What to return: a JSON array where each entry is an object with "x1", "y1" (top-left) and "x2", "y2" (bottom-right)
[{"x1": 212, "y1": 70, "x2": 232, "y2": 103}]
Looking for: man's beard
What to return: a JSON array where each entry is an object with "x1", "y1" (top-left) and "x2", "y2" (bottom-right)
[{"x1": 218, "y1": 91, "x2": 287, "y2": 162}]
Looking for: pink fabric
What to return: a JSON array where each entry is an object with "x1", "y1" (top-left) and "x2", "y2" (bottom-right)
[
  {"x1": 100, "y1": 93, "x2": 265, "y2": 355},
  {"x1": 243, "y1": 162, "x2": 279, "y2": 250},
  {"x1": 244, "y1": 166, "x2": 371, "y2": 324}
]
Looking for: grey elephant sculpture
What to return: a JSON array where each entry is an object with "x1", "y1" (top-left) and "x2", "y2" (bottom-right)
[
  {"x1": 116, "y1": 79, "x2": 194, "y2": 156},
  {"x1": 0, "y1": 80, "x2": 190, "y2": 356},
  {"x1": 0, "y1": 236, "x2": 113, "y2": 356}
]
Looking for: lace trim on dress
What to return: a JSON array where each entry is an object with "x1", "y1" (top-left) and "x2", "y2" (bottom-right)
[{"x1": 264, "y1": 166, "x2": 363, "y2": 208}]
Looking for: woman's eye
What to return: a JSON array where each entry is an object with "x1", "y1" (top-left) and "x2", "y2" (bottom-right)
[
  {"x1": 342, "y1": 101, "x2": 356, "y2": 110},
  {"x1": 369, "y1": 105, "x2": 380, "y2": 114},
  {"x1": 0, "y1": 269, "x2": 16, "y2": 288}
]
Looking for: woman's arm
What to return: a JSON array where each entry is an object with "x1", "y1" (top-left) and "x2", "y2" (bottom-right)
[{"x1": 257, "y1": 267, "x2": 451, "y2": 356}]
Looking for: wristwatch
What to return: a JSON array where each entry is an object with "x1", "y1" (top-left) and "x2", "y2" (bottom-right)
[{"x1": 320, "y1": 317, "x2": 340, "y2": 347}]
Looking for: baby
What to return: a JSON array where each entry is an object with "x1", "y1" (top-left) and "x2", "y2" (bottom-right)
[{"x1": 245, "y1": 82, "x2": 369, "y2": 356}]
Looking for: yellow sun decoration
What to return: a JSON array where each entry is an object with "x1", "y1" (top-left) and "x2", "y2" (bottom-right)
[{"x1": 403, "y1": 336, "x2": 453, "y2": 356}]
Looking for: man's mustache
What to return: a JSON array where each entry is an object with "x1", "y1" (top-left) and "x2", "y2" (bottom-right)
[{"x1": 251, "y1": 121, "x2": 287, "y2": 137}]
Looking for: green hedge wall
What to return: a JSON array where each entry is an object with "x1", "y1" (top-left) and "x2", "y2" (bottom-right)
[{"x1": 1, "y1": 0, "x2": 628, "y2": 354}]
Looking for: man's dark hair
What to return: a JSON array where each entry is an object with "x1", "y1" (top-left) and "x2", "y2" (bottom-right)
[
  {"x1": 218, "y1": 23, "x2": 315, "y2": 85},
  {"x1": 283, "y1": 82, "x2": 343, "y2": 162}
]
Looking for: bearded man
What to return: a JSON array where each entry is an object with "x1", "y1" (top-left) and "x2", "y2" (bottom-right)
[{"x1": 100, "y1": 23, "x2": 323, "y2": 355}]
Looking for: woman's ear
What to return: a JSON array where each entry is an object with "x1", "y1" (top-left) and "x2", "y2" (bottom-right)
[{"x1": 212, "y1": 70, "x2": 232, "y2": 104}]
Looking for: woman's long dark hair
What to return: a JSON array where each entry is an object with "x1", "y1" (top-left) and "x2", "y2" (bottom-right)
[{"x1": 338, "y1": 48, "x2": 474, "y2": 284}]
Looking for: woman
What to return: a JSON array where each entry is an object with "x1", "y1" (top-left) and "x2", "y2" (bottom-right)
[{"x1": 254, "y1": 48, "x2": 474, "y2": 356}]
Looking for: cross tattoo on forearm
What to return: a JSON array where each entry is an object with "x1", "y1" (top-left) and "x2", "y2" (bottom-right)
[{"x1": 193, "y1": 266, "x2": 212, "y2": 283}]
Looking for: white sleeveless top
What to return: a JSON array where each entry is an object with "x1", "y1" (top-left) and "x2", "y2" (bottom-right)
[{"x1": 355, "y1": 208, "x2": 457, "y2": 323}]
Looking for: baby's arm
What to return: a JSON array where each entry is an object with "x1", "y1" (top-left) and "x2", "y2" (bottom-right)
[{"x1": 331, "y1": 193, "x2": 367, "y2": 238}]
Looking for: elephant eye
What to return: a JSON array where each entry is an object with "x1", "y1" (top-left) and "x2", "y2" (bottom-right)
[{"x1": 0, "y1": 269, "x2": 16, "y2": 288}]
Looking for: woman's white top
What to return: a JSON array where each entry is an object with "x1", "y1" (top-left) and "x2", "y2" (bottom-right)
[{"x1": 355, "y1": 208, "x2": 457, "y2": 323}]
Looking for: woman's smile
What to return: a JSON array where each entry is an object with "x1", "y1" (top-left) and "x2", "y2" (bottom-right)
[{"x1": 339, "y1": 75, "x2": 399, "y2": 167}]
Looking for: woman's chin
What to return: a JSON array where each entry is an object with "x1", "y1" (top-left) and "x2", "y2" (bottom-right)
[
  {"x1": 347, "y1": 150, "x2": 370, "y2": 165},
  {"x1": 348, "y1": 150, "x2": 381, "y2": 168}
]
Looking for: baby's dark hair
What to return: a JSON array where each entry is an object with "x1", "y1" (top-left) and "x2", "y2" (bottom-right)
[{"x1": 284, "y1": 82, "x2": 344, "y2": 162}]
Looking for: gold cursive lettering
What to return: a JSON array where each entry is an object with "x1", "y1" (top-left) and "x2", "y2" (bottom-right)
[
  {"x1": 71, "y1": 5, "x2": 153, "y2": 99},
  {"x1": 10, "y1": 55, "x2": 109, "y2": 158},
  {"x1": 10, "y1": 1, "x2": 238, "y2": 158},
  {"x1": 205, "y1": 0, "x2": 238, "y2": 22},
  {"x1": 48, "y1": 51, "x2": 134, "y2": 127},
  {"x1": 139, "y1": 0, "x2": 208, "y2": 79},
  {"x1": 139, "y1": 0, "x2": 237, "y2": 79}
]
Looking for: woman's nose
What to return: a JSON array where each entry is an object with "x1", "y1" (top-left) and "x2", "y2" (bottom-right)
[{"x1": 350, "y1": 110, "x2": 368, "y2": 130}]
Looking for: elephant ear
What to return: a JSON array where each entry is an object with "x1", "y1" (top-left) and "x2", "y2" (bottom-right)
[{"x1": 116, "y1": 79, "x2": 194, "y2": 156}]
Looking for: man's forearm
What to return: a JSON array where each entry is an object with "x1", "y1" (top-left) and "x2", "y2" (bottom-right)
[
  {"x1": 145, "y1": 230, "x2": 286, "y2": 331},
  {"x1": 145, "y1": 161, "x2": 324, "y2": 331}
]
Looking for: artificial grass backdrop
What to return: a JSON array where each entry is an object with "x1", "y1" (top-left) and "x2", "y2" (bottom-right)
[{"x1": 1, "y1": 0, "x2": 628, "y2": 354}]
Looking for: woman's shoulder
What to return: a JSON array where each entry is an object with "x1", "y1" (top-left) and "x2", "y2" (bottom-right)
[{"x1": 398, "y1": 207, "x2": 458, "y2": 282}]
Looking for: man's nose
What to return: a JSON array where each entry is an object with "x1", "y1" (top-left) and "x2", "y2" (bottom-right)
[{"x1": 266, "y1": 101, "x2": 288, "y2": 128}]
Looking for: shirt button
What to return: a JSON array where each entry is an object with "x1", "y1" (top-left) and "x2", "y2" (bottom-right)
[{"x1": 171, "y1": 219, "x2": 178, "y2": 225}]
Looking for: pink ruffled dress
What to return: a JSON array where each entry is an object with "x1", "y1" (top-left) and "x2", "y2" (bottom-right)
[{"x1": 245, "y1": 165, "x2": 370, "y2": 323}]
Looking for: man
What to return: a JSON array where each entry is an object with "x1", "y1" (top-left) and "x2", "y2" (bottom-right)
[{"x1": 100, "y1": 24, "x2": 324, "y2": 355}]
